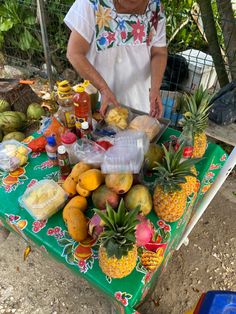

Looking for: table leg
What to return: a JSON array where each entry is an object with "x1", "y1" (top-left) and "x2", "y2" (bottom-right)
[{"x1": 176, "y1": 147, "x2": 236, "y2": 250}]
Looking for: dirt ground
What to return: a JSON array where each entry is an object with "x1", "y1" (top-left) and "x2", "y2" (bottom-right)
[{"x1": 0, "y1": 176, "x2": 235, "y2": 314}]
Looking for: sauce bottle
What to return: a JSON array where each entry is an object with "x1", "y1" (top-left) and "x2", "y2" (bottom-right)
[
  {"x1": 57, "y1": 145, "x2": 71, "y2": 179},
  {"x1": 45, "y1": 136, "x2": 58, "y2": 165},
  {"x1": 80, "y1": 121, "x2": 91, "y2": 139},
  {"x1": 73, "y1": 85, "x2": 92, "y2": 136},
  {"x1": 55, "y1": 80, "x2": 75, "y2": 131}
]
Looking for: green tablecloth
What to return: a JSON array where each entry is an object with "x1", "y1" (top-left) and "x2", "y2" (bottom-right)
[{"x1": 0, "y1": 128, "x2": 227, "y2": 314}]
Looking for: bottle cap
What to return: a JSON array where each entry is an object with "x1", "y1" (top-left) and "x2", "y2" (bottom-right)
[
  {"x1": 75, "y1": 85, "x2": 85, "y2": 93},
  {"x1": 81, "y1": 121, "x2": 89, "y2": 130},
  {"x1": 57, "y1": 145, "x2": 66, "y2": 154},
  {"x1": 46, "y1": 136, "x2": 57, "y2": 146},
  {"x1": 61, "y1": 132, "x2": 77, "y2": 144}
]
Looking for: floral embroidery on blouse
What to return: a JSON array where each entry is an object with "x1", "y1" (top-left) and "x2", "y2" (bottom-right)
[{"x1": 89, "y1": 0, "x2": 165, "y2": 51}]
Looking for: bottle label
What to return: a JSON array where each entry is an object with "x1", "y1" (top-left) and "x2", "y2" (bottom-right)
[
  {"x1": 58, "y1": 158, "x2": 70, "y2": 167},
  {"x1": 183, "y1": 146, "x2": 193, "y2": 158},
  {"x1": 47, "y1": 152, "x2": 57, "y2": 160},
  {"x1": 64, "y1": 111, "x2": 75, "y2": 128},
  {"x1": 75, "y1": 117, "x2": 85, "y2": 130}
]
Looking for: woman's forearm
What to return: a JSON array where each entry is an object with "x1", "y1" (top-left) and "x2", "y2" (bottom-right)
[
  {"x1": 150, "y1": 47, "x2": 168, "y2": 91},
  {"x1": 67, "y1": 52, "x2": 109, "y2": 93}
]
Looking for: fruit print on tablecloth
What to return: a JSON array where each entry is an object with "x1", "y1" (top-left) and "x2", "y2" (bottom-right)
[
  {"x1": 0, "y1": 166, "x2": 28, "y2": 193},
  {"x1": 115, "y1": 291, "x2": 132, "y2": 307},
  {"x1": 32, "y1": 219, "x2": 47, "y2": 233},
  {"x1": 48, "y1": 227, "x2": 97, "y2": 273},
  {"x1": 5, "y1": 214, "x2": 28, "y2": 241},
  {"x1": 33, "y1": 160, "x2": 55, "y2": 171}
]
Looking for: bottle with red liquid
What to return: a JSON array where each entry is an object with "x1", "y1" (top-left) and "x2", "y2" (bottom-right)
[
  {"x1": 73, "y1": 85, "x2": 92, "y2": 137},
  {"x1": 57, "y1": 145, "x2": 71, "y2": 179}
]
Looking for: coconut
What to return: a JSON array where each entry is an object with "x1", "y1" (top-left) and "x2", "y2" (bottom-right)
[
  {"x1": 3, "y1": 131, "x2": 25, "y2": 142},
  {"x1": 27, "y1": 103, "x2": 45, "y2": 120},
  {"x1": 0, "y1": 99, "x2": 11, "y2": 113}
]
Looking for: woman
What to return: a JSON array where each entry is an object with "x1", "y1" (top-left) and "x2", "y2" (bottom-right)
[{"x1": 65, "y1": 0, "x2": 167, "y2": 118}]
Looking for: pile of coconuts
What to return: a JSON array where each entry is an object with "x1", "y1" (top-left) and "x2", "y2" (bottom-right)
[{"x1": 0, "y1": 99, "x2": 45, "y2": 142}]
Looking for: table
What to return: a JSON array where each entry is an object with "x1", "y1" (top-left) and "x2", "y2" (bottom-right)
[{"x1": 0, "y1": 128, "x2": 227, "y2": 314}]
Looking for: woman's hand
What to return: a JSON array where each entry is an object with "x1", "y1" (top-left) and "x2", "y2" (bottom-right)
[
  {"x1": 149, "y1": 88, "x2": 163, "y2": 119},
  {"x1": 100, "y1": 87, "x2": 120, "y2": 117}
]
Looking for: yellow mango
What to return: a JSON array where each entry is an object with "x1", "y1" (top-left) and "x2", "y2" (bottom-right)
[
  {"x1": 62, "y1": 175, "x2": 77, "y2": 197},
  {"x1": 76, "y1": 183, "x2": 91, "y2": 197},
  {"x1": 63, "y1": 195, "x2": 87, "y2": 215},
  {"x1": 78, "y1": 169, "x2": 104, "y2": 191},
  {"x1": 70, "y1": 162, "x2": 91, "y2": 183},
  {"x1": 65, "y1": 207, "x2": 88, "y2": 242}
]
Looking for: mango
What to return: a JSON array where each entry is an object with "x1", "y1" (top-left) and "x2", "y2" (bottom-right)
[
  {"x1": 62, "y1": 175, "x2": 77, "y2": 197},
  {"x1": 63, "y1": 196, "x2": 88, "y2": 225},
  {"x1": 70, "y1": 162, "x2": 91, "y2": 183},
  {"x1": 76, "y1": 183, "x2": 91, "y2": 197},
  {"x1": 78, "y1": 169, "x2": 104, "y2": 191},
  {"x1": 144, "y1": 143, "x2": 164, "y2": 170},
  {"x1": 64, "y1": 207, "x2": 88, "y2": 242},
  {"x1": 105, "y1": 173, "x2": 133, "y2": 194},
  {"x1": 92, "y1": 185, "x2": 120, "y2": 210},
  {"x1": 124, "y1": 184, "x2": 152, "y2": 215}
]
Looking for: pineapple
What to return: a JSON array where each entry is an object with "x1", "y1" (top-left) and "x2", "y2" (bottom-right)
[
  {"x1": 153, "y1": 144, "x2": 197, "y2": 222},
  {"x1": 182, "y1": 86, "x2": 212, "y2": 158},
  {"x1": 181, "y1": 166, "x2": 198, "y2": 196},
  {"x1": 94, "y1": 200, "x2": 140, "y2": 279},
  {"x1": 141, "y1": 249, "x2": 165, "y2": 271}
]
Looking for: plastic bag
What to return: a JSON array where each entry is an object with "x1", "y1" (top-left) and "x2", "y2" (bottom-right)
[
  {"x1": 129, "y1": 115, "x2": 161, "y2": 141},
  {"x1": 0, "y1": 140, "x2": 31, "y2": 172},
  {"x1": 74, "y1": 138, "x2": 106, "y2": 167},
  {"x1": 19, "y1": 179, "x2": 68, "y2": 220},
  {"x1": 209, "y1": 80, "x2": 236, "y2": 125}
]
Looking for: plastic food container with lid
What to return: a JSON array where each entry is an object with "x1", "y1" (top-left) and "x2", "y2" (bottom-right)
[
  {"x1": 19, "y1": 179, "x2": 68, "y2": 220},
  {"x1": 0, "y1": 140, "x2": 31, "y2": 172}
]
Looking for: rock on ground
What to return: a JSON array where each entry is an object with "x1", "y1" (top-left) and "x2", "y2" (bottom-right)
[{"x1": 0, "y1": 177, "x2": 235, "y2": 314}]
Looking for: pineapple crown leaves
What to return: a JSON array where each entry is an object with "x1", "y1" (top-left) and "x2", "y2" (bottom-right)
[
  {"x1": 153, "y1": 143, "x2": 200, "y2": 193},
  {"x1": 93, "y1": 199, "x2": 140, "y2": 259},
  {"x1": 182, "y1": 87, "x2": 214, "y2": 133}
]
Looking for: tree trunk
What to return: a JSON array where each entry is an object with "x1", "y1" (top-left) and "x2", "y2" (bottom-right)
[
  {"x1": 216, "y1": 0, "x2": 236, "y2": 80},
  {"x1": 197, "y1": 0, "x2": 229, "y2": 87}
]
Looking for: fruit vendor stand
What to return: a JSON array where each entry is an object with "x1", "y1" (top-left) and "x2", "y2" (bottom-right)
[{"x1": 0, "y1": 126, "x2": 234, "y2": 314}]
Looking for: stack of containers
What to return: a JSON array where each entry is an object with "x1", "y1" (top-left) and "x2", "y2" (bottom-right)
[{"x1": 101, "y1": 130, "x2": 149, "y2": 174}]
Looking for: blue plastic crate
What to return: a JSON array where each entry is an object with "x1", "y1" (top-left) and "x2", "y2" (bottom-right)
[{"x1": 198, "y1": 291, "x2": 236, "y2": 314}]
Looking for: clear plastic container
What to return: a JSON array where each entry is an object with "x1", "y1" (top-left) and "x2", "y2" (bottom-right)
[
  {"x1": 114, "y1": 130, "x2": 149, "y2": 154},
  {"x1": 101, "y1": 145, "x2": 144, "y2": 174},
  {"x1": 0, "y1": 140, "x2": 31, "y2": 172},
  {"x1": 19, "y1": 179, "x2": 68, "y2": 220},
  {"x1": 74, "y1": 138, "x2": 106, "y2": 167}
]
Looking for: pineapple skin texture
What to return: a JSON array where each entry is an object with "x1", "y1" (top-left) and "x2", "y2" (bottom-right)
[
  {"x1": 99, "y1": 246, "x2": 137, "y2": 279},
  {"x1": 192, "y1": 132, "x2": 207, "y2": 158},
  {"x1": 153, "y1": 186, "x2": 187, "y2": 222},
  {"x1": 181, "y1": 166, "x2": 198, "y2": 196}
]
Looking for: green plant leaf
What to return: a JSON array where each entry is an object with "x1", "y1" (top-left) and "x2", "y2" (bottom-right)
[
  {"x1": 0, "y1": 19, "x2": 14, "y2": 31},
  {"x1": 18, "y1": 28, "x2": 33, "y2": 51},
  {"x1": 24, "y1": 16, "x2": 35, "y2": 25}
]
